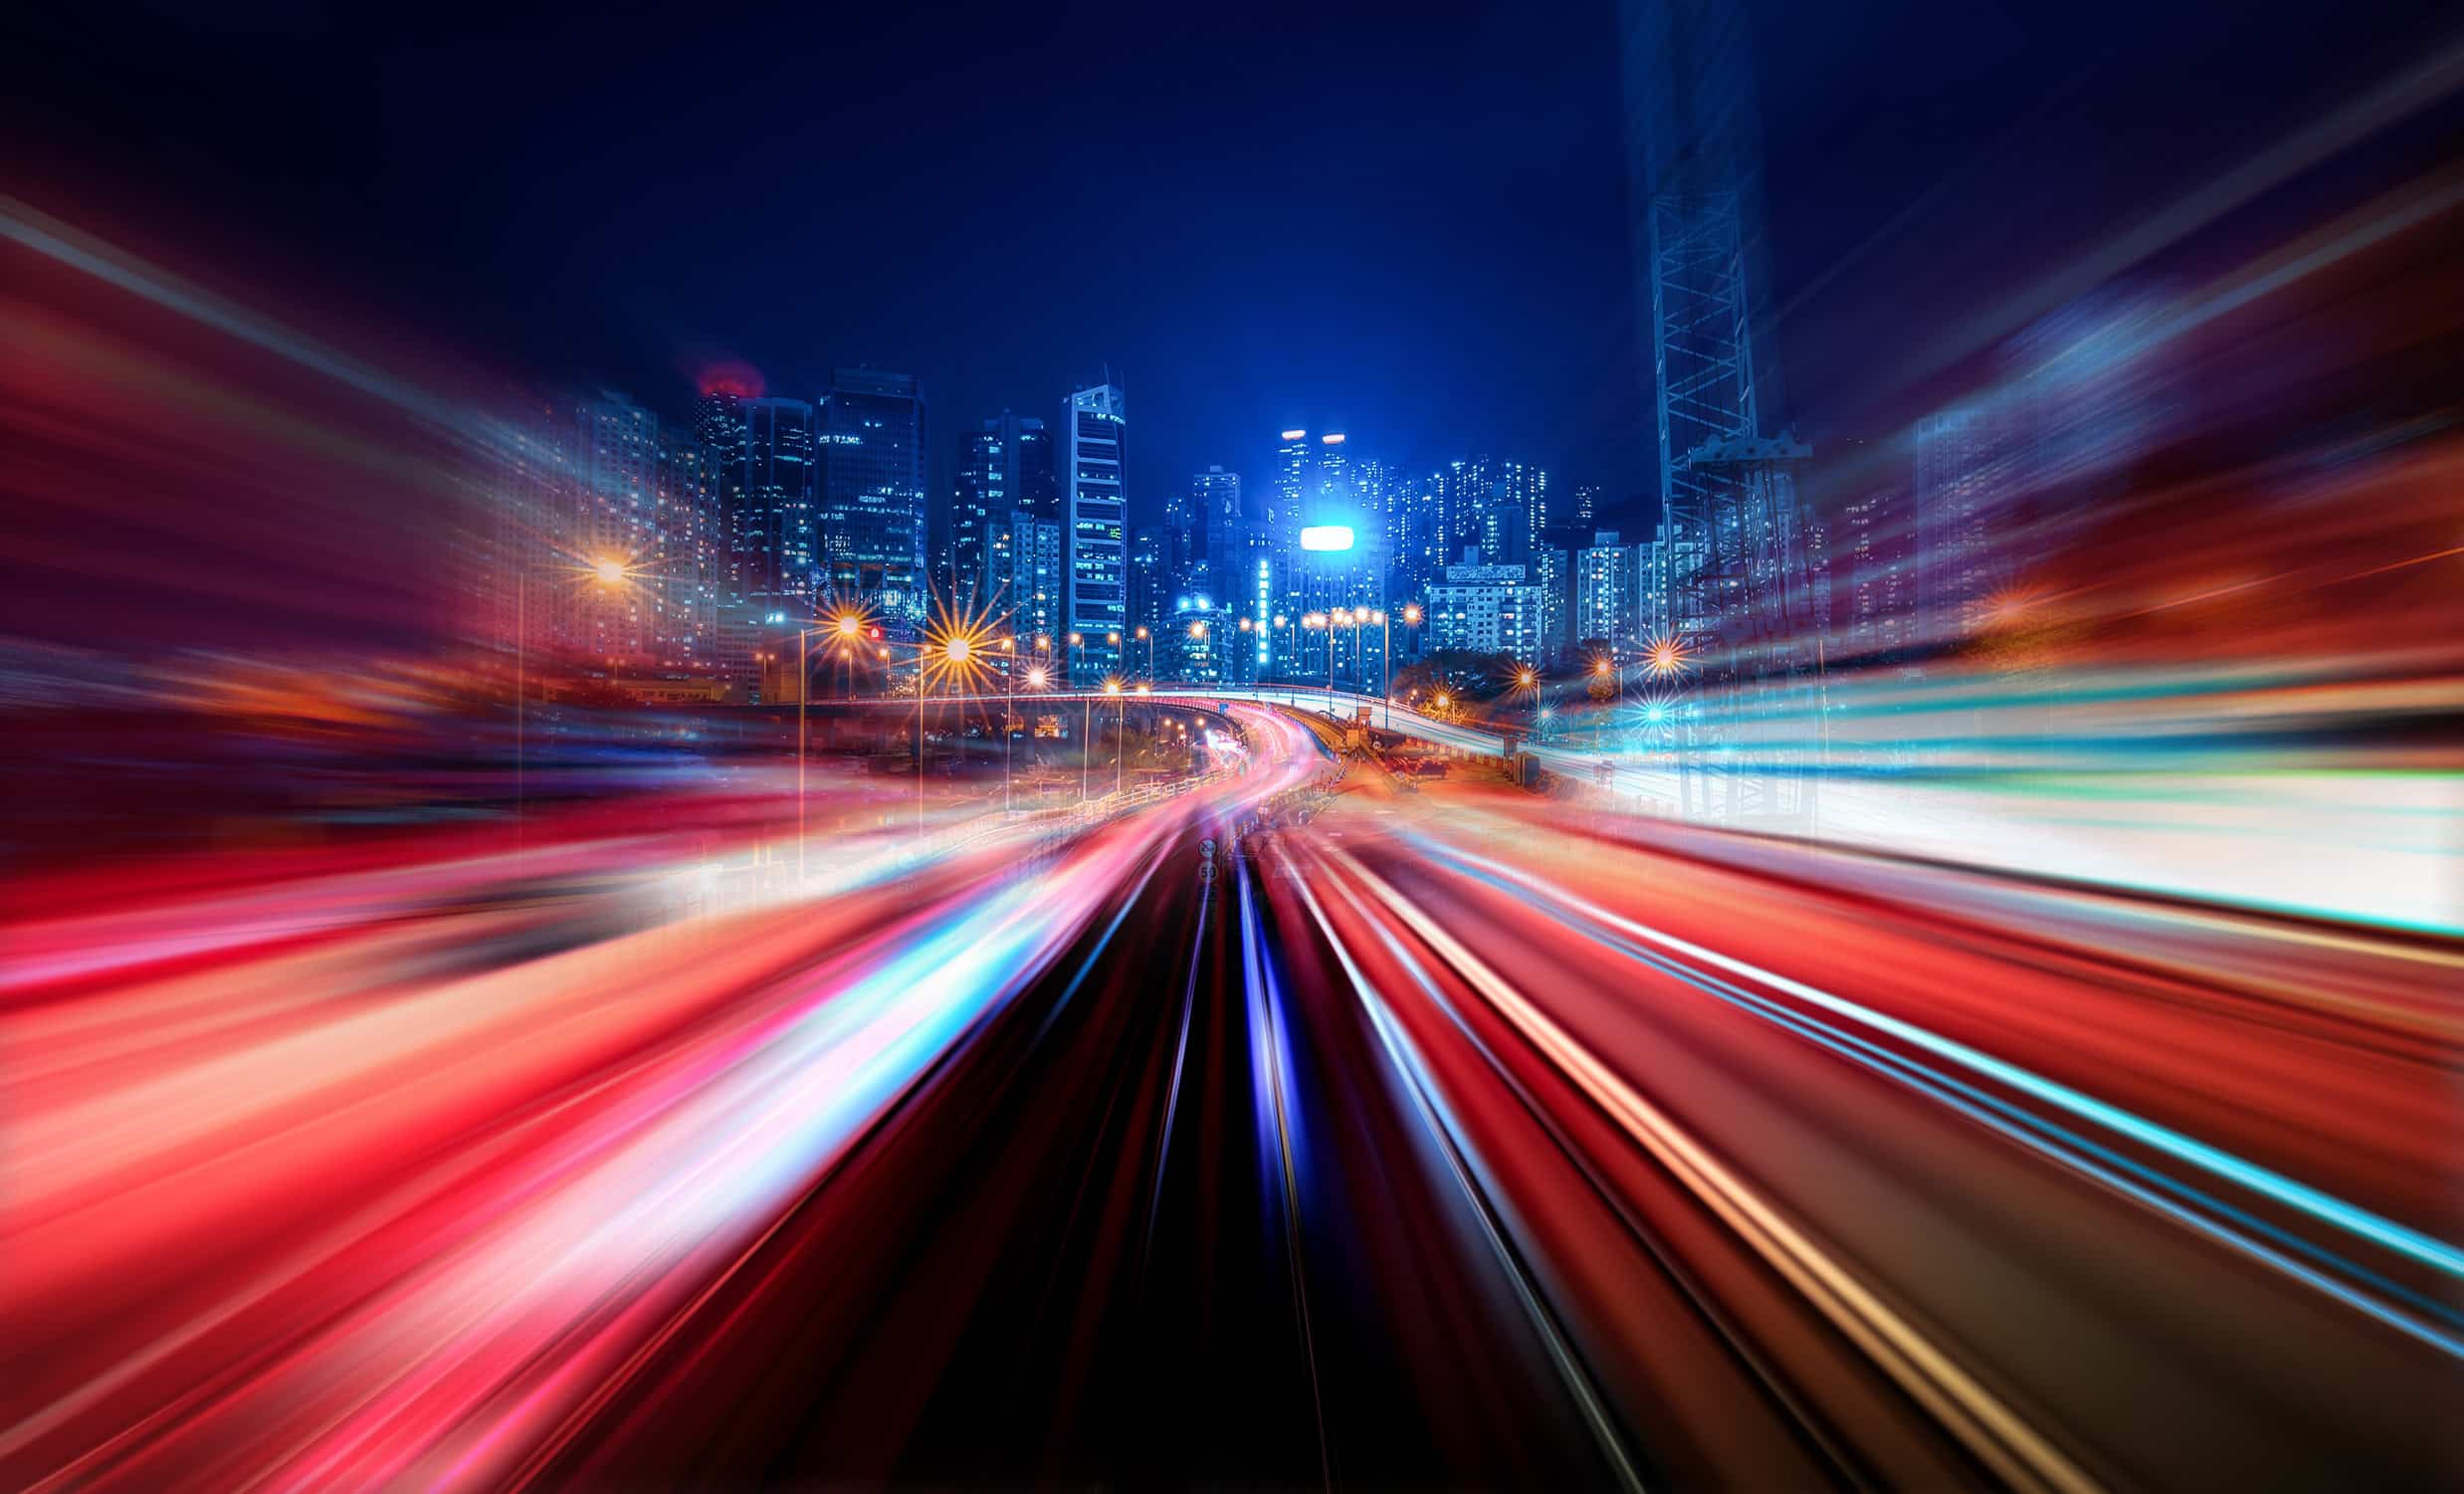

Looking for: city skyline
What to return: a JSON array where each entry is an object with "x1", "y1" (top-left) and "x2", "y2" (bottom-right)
[{"x1": 3, "y1": 3, "x2": 2457, "y2": 1489}]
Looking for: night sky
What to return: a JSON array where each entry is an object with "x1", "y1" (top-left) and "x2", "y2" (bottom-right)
[{"x1": 8, "y1": 0, "x2": 2452, "y2": 524}]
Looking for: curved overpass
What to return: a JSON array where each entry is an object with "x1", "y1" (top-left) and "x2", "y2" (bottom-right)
[{"x1": 944, "y1": 685, "x2": 1509, "y2": 758}]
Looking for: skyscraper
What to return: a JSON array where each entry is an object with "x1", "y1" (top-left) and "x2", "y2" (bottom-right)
[
  {"x1": 1063, "y1": 382, "x2": 1129, "y2": 680},
  {"x1": 1441, "y1": 456, "x2": 1546, "y2": 567},
  {"x1": 1129, "y1": 524, "x2": 1168, "y2": 648},
  {"x1": 950, "y1": 410, "x2": 1059, "y2": 618},
  {"x1": 1427, "y1": 547, "x2": 1544, "y2": 662},
  {"x1": 731, "y1": 396, "x2": 819, "y2": 613},
  {"x1": 556, "y1": 392, "x2": 662, "y2": 665},
  {"x1": 818, "y1": 368, "x2": 926, "y2": 624},
  {"x1": 1914, "y1": 407, "x2": 2009, "y2": 641},
  {"x1": 950, "y1": 425, "x2": 997, "y2": 609},
  {"x1": 1189, "y1": 465, "x2": 1242, "y2": 599},
  {"x1": 1572, "y1": 531, "x2": 1644, "y2": 647},
  {"x1": 992, "y1": 509, "x2": 1063, "y2": 650},
  {"x1": 655, "y1": 431, "x2": 723, "y2": 673},
  {"x1": 1273, "y1": 429, "x2": 1311, "y2": 542}
]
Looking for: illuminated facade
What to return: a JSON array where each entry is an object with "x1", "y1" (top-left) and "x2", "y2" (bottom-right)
[
  {"x1": 1914, "y1": 407, "x2": 2009, "y2": 640},
  {"x1": 728, "y1": 396, "x2": 818, "y2": 613},
  {"x1": 1571, "y1": 531, "x2": 1644, "y2": 647},
  {"x1": 1062, "y1": 382, "x2": 1129, "y2": 679},
  {"x1": 1426, "y1": 547, "x2": 1544, "y2": 662},
  {"x1": 819, "y1": 367, "x2": 927, "y2": 625},
  {"x1": 952, "y1": 410, "x2": 1056, "y2": 613},
  {"x1": 992, "y1": 508, "x2": 1062, "y2": 650}
]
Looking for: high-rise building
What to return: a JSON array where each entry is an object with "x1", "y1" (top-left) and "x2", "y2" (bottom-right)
[
  {"x1": 505, "y1": 392, "x2": 725, "y2": 677},
  {"x1": 1441, "y1": 456, "x2": 1546, "y2": 568},
  {"x1": 1129, "y1": 524, "x2": 1168, "y2": 645},
  {"x1": 1167, "y1": 598, "x2": 1230, "y2": 686},
  {"x1": 1535, "y1": 543, "x2": 1570, "y2": 664},
  {"x1": 1572, "y1": 531, "x2": 1646, "y2": 648},
  {"x1": 1426, "y1": 547, "x2": 1545, "y2": 662},
  {"x1": 656, "y1": 432, "x2": 723, "y2": 674},
  {"x1": 950, "y1": 425, "x2": 997, "y2": 610},
  {"x1": 1063, "y1": 382, "x2": 1129, "y2": 679},
  {"x1": 731, "y1": 396, "x2": 819, "y2": 613},
  {"x1": 818, "y1": 368, "x2": 927, "y2": 625},
  {"x1": 1914, "y1": 407, "x2": 2010, "y2": 641},
  {"x1": 1273, "y1": 429, "x2": 1312, "y2": 541},
  {"x1": 1189, "y1": 465, "x2": 1242, "y2": 600},
  {"x1": 951, "y1": 410, "x2": 1057, "y2": 616},
  {"x1": 992, "y1": 508, "x2": 1063, "y2": 652}
]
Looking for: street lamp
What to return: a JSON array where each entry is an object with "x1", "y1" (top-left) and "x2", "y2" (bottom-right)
[
  {"x1": 1590, "y1": 651, "x2": 1622, "y2": 747},
  {"x1": 1068, "y1": 630, "x2": 1084, "y2": 685},
  {"x1": 1515, "y1": 665, "x2": 1540, "y2": 741},
  {"x1": 1000, "y1": 635, "x2": 1017, "y2": 812},
  {"x1": 1135, "y1": 623, "x2": 1151, "y2": 683},
  {"x1": 1302, "y1": 611, "x2": 1333, "y2": 710},
  {"x1": 1367, "y1": 607, "x2": 1388, "y2": 724}
]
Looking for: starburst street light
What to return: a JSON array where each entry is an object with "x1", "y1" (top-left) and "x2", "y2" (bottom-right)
[
  {"x1": 591, "y1": 557, "x2": 629, "y2": 585},
  {"x1": 1642, "y1": 629, "x2": 1692, "y2": 678}
]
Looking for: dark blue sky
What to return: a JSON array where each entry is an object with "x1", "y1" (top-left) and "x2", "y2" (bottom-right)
[{"x1": 9, "y1": 0, "x2": 2452, "y2": 524}]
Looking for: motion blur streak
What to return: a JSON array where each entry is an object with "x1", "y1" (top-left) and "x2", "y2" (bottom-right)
[
  {"x1": 0, "y1": 784, "x2": 1215, "y2": 1488},
  {"x1": 1420, "y1": 838, "x2": 2464, "y2": 1291},
  {"x1": 1330, "y1": 845, "x2": 2100, "y2": 1494}
]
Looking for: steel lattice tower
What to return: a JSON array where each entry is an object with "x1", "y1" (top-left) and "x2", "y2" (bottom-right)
[{"x1": 1625, "y1": 0, "x2": 1822, "y2": 827}]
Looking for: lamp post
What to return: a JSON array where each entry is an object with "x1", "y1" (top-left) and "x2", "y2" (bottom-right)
[
  {"x1": 1303, "y1": 611, "x2": 1331, "y2": 711},
  {"x1": 1516, "y1": 665, "x2": 1540, "y2": 743},
  {"x1": 1368, "y1": 608, "x2": 1387, "y2": 724},
  {"x1": 1068, "y1": 630, "x2": 1084, "y2": 687},
  {"x1": 1000, "y1": 635, "x2": 1016, "y2": 813},
  {"x1": 1591, "y1": 652, "x2": 1618, "y2": 747},
  {"x1": 1187, "y1": 619, "x2": 1207, "y2": 693},
  {"x1": 797, "y1": 627, "x2": 807, "y2": 877},
  {"x1": 1135, "y1": 623, "x2": 1151, "y2": 683}
]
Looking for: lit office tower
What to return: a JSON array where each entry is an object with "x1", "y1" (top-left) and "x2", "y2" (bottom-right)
[
  {"x1": 818, "y1": 368, "x2": 927, "y2": 625},
  {"x1": 1063, "y1": 382, "x2": 1129, "y2": 680},
  {"x1": 950, "y1": 425, "x2": 997, "y2": 608},
  {"x1": 1914, "y1": 407, "x2": 2009, "y2": 640},
  {"x1": 1442, "y1": 456, "x2": 1546, "y2": 563},
  {"x1": 1572, "y1": 531, "x2": 1643, "y2": 646},
  {"x1": 656, "y1": 433, "x2": 723, "y2": 673},
  {"x1": 551, "y1": 392, "x2": 663, "y2": 664},
  {"x1": 1273, "y1": 429, "x2": 1312, "y2": 542},
  {"x1": 1382, "y1": 467, "x2": 1444, "y2": 594},
  {"x1": 694, "y1": 388, "x2": 748, "y2": 535},
  {"x1": 952, "y1": 410, "x2": 1057, "y2": 617},
  {"x1": 1315, "y1": 431, "x2": 1351, "y2": 501},
  {"x1": 1129, "y1": 525, "x2": 1168, "y2": 646},
  {"x1": 1189, "y1": 465, "x2": 1242, "y2": 598},
  {"x1": 1427, "y1": 546, "x2": 1544, "y2": 662},
  {"x1": 991, "y1": 509, "x2": 1063, "y2": 648},
  {"x1": 731, "y1": 396, "x2": 819, "y2": 612}
]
